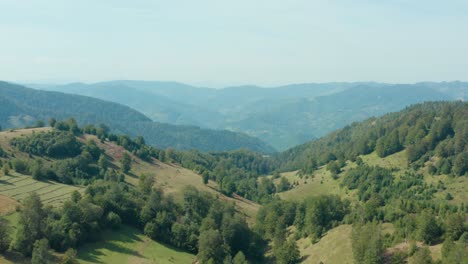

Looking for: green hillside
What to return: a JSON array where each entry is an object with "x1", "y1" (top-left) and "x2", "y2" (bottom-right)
[
  {"x1": 1, "y1": 101, "x2": 466, "y2": 264},
  {"x1": 255, "y1": 102, "x2": 468, "y2": 264},
  {"x1": 0, "y1": 125, "x2": 263, "y2": 263}
]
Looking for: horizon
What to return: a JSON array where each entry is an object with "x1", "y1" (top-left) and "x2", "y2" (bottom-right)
[{"x1": 15, "y1": 79, "x2": 468, "y2": 90}]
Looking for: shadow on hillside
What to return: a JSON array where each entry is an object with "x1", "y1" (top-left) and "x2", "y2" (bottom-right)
[
  {"x1": 299, "y1": 254, "x2": 310, "y2": 263},
  {"x1": 0, "y1": 179, "x2": 14, "y2": 185},
  {"x1": 78, "y1": 226, "x2": 144, "y2": 263},
  {"x1": 1, "y1": 250, "x2": 29, "y2": 264},
  {"x1": 127, "y1": 172, "x2": 138, "y2": 178}
]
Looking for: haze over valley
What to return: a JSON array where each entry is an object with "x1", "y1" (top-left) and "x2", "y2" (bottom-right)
[{"x1": 27, "y1": 81, "x2": 468, "y2": 151}]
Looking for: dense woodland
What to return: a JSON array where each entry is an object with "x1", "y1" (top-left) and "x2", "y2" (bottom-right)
[
  {"x1": 278, "y1": 101, "x2": 468, "y2": 176},
  {"x1": 0, "y1": 101, "x2": 467, "y2": 263}
]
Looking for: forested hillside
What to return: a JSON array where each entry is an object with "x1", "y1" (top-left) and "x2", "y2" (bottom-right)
[
  {"x1": 34, "y1": 81, "x2": 468, "y2": 150},
  {"x1": 256, "y1": 101, "x2": 468, "y2": 264},
  {"x1": 277, "y1": 101, "x2": 468, "y2": 175},
  {"x1": 0, "y1": 81, "x2": 275, "y2": 153}
]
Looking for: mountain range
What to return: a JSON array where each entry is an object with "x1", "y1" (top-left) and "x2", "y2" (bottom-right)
[
  {"x1": 31, "y1": 81, "x2": 468, "y2": 150},
  {"x1": 0, "y1": 81, "x2": 275, "y2": 153}
]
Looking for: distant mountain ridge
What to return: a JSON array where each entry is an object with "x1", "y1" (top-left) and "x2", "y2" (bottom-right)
[
  {"x1": 32, "y1": 80, "x2": 468, "y2": 150},
  {"x1": 0, "y1": 81, "x2": 275, "y2": 153}
]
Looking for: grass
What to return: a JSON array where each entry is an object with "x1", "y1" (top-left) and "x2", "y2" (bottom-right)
[
  {"x1": 276, "y1": 167, "x2": 356, "y2": 202},
  {"x1": 361, "y1": 150, "x2": 408, "y2": 170},
  {"x1": 297, "y1": 225, "x2": 354, "y2": 264},
  {"x1": 423, "y1": 174, "x2": 468, "y2": 205},
  {"x1": 77, "y1": 225, "x2": 195, "y2": 264},
  {"x1": 0, "y1": 195, "x2": 18, "y2": 215}
]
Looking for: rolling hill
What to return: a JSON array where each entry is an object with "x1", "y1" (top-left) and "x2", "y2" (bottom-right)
[
  {"x1": 0, "y1": 127, "x2": 260, "y2": 263},
  {"x1": 34, "y1": 80, "x2": 468, "y2": 150},
  {"x1": 0, "y1": 101, "x2": 466, "y2": 263},
  {"x1": 0, "y1": 81, "x2": 275, "y2": 153}
]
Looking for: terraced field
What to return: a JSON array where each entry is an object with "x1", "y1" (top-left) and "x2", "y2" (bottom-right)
[{"x1": 0, "y1": 172, "x2": 82, "y2": 207}]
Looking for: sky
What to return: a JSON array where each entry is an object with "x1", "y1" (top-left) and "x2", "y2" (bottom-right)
[{"x1": 0, "y1": 0, "x2": 467, "y2": 87}]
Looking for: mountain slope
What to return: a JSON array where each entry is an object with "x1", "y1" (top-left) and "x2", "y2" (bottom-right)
[
  {"x1": 276, "y1": 101, "x2": 468, "y2": 173},
  {"x1": 0, "y1": 81, "x2": 275, "y2": 153},
  {"x1": 230, "y1": 84, "x2": 455, "y2": 149}
]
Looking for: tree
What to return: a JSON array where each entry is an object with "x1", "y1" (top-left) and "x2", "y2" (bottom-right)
[
  {"x1": 352, "y1": 222, "x2": 383, "y2": 264},
  {"x1": 106, "y1": 212, "x2": 122, "y2": 230},
  {"x1": 121, "y1": 152, "x2": 131, "y2": 173},
  {"x1": 198, "y1": 229, "x2": 227, "y2": 264},
  {"x1": 0, "y1": 217, "x2": 10, "y2": 253},
  {"x1": 202, "y1": 172, "x2": 210, "y2": 185},
  {"x1": 233, "y1": 251, "x2": 249, "y2": 264},
  {"x1": 97, "y1": 154, "x2": 108, "y2": 172},
  {"x1": 66, "y1": 118, "x2": 80, "y2": 135},
  {"x1": 158, "y1": 150, "x2": 166, "y2": 162},
  {"x1": 35, "y1": 120, "x2": 45, "y2": 128},
  {"x1": 417, "y1": 212, "x2": 441, "y2": 245},
  {"x1": 2, "y1": 163, "x2": 10, "y2": 176},
  {"x1": 135, "y1": 136, "x2": 145, "y2": 146},
  {"x1": 165, "y1": 148, "x2": 175, "y2": 162},
  {"x1": 410, "y1": 247, "x2": 433, "y2": 264},
  {"x1": 441, "y1": 238, "x2": 465, "y2": 264},
  {"x1": 11, "y1": 192, "x2": 46, "y2": 256},
  {"x1": 70, "y1": 190, "x2": 82, "y2": 203},
  {"x1": 452, "y1": 152, "x2": 468, "y2": 176},
  {"x1": 60, "y1": 248, "x2": 78, "y2": 264},
  {"x1": 327, "y1": 160, "x2": 342, "y2": 174},
  {"x1": 444, "y1": 213, "x2": 464, "y2": 240},
  {"x1": 139, "y1": 174, "x2": 155, "y2": 195},
  {"x1": 274, "y1": 239, "x2": 300, "y2": 264},
  {"x1": 31, "y1": 159, "x2": 45, "y2": 180},
  {"x1": 277, "y1": 177, "x2": 291, "y2": 192},
  {"x1": 48, "y1": 118, "x2": 56, "y2": 128},
  {"x1": 31, "y1": 238, "x2": 52, "y2": 264}
]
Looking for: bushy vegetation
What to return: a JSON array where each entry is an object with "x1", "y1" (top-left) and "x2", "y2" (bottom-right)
[
  {"x1": 11, "y1": 130, "x2": 82, "y2": 158},
  {"x1": 8, "y1": 130, "x2": 107, "y2": 184},
  {"x1": 6, "y1": 181, "x2": 263, "y2": 263},
  {"x1": 172, "y1": 149, "x2": 279, "y2": 202}
]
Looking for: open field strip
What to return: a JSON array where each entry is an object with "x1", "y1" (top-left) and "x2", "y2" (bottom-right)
[{"x1": 0, "y1": 172, "x2": 82, "y2": 207}]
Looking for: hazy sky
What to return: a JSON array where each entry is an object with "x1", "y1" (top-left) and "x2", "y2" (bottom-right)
[{"x1": 1, "y1": 0, "x2": 467, "y2": 86}]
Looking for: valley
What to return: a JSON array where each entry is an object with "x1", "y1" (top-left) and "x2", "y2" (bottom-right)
[
  {"x1": 33, "y1": 81, "x2": 468, "y2": 150},
  {"x1": 0, "y1": 101, "x2": 466, "y2": 264}
]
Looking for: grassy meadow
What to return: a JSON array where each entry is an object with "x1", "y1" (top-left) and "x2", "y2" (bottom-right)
[{"x1": 77, "y1": 225, "x2": 195, "y2": 264}]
